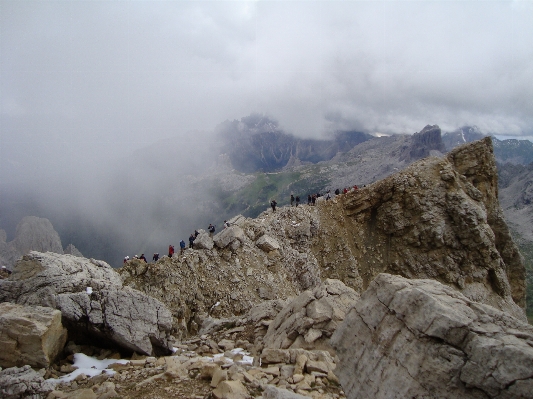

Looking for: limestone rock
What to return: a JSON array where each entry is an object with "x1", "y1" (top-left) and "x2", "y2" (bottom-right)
[
  {"x1": 213, "y1": 226, "x2": 246, "y2": 249},
  {"x1": 212, "y1": 380, "x2": 249, "y2": 399},
  {"x1": 262, "y1": 279, "x2": 359, "y2": 352},
  {"x1": 194, "y1": 231, "x2": 214, "y2": 250},
  {"x1": 263, "y1": 385, "x2": 309, "y2": 399},
  {"x1": 255, "y1": 235, "x2": 280, "y2": 252},
  {"x1": 0, "y1": 302, "x2": 67, "y2": 368},
  {"x1": 0, "y1": 365, "x2": 54, "y2": 399},
  {"x1": 331, "y1": 273, "x2": 533, "y2": 399},
  {"x1": 0, "y1": 251, "x2": 173, "y2": 356}
]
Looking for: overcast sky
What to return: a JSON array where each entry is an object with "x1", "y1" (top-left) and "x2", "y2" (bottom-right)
[
  {"x1": 1, "y1": 0, "x2": 533, "y2": 263},
  {"x1": 1, "y1": 0, "x2": 533, "y2": 179}
]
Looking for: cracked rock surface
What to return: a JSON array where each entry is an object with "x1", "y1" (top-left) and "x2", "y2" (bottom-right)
[
  {"x1": 331, "y1": 273, "x2": 533, "y2": 399},
  {"x1": 0, "y1": 251, "x2": 173, "y2": 356}
]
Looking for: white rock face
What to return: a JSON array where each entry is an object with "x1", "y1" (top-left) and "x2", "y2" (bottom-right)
[
  {"x1": 331, "y1": 273, "x2": 533, "y2": 399},
  {"x1": 0, "y1": 302, "x2": 67, "y2": 368},
  {"x1": 0, "y1": 251, "x2": 173, "y2": 356}
]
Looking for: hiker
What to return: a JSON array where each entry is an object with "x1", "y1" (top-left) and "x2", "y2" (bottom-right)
[
  {"x1": 224, "y1": 220, "x2": 230, "y2": 229},
  {"x1": 208, "y1": 224, "x2": 215, "y2": 237},
  {"x1": 343, "y1": 187, "x2": 348, "y2": 194},
  {"x1": 194, "y1": 230, "x2": 199, "y2": 238},
  {"x1": 308, "y1": 194, "x2": 312, "y2": 205},
  {"x1": 290, "y1": 194, "x2": 295, "y2": 207},
  {"x1": 326, "y1": 190, "x2": 331, "y2": 200},
  {"x1": 353, "y1": 185, "x2": 358, "y2": 190},
  {"x1": 189, "y1": 233, "x2": 195, "y2": 248},
  {"x1": 311, "y1": 194, "x2": 316, "y2": 206},
  {"x1": 295, "y1": 195, "x2": 300, "y2": 207},
  {"x1": 139, "y1": 254, "x2": 147, "y2": 263},
  {"x1": 335, "y1": 188, "x2": 340, "y2": 195},
  {"x1": 123, "y1": 256, "x2": 129, "y2": 263},
  {"x1": 152, "y1": 253, "x2": 159, "y2": 262},
  {"x1": 270, "y1": 199, "x2": 277, "y2": 212},
  {"x1": 168, "y1": 245, "x2": 174, "y2": 258},
  {"x1": 181, "y1": 239, "x2": 187, "y2": 253}
]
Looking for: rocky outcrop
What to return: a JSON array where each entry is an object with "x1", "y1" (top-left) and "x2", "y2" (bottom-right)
[
  {"x1": 0, "y1": 251, "x2": 173, "y2": 356},
  {"x1": 0, "y1": 216, "x2": 64, "y2": 270},
  {"x1": 315, "y1": 137, "x2": 526, "y2": 320},
  {"x1": 400, "y1": 124, "x2": 446, "y2": 162},
  {"x1": 331, "y1": 273, "x2": 533, "y2": 399},
  {"x1": 0, "y1": 302, "x2": 67, "y2": 368},
  {"x1": 262, "y1": 280, "x2": 359, "y2": 353},
  {"x1": 0, "y1": 365, "x2": 54, "y2": 399}
]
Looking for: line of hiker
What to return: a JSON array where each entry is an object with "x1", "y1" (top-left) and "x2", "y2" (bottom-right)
[
  {"x1": 123, "y1": 221, "x2": 226, "y2": 264},
  {"x1": 271, "y1": 185, "x2": 365, "y2": 213}
]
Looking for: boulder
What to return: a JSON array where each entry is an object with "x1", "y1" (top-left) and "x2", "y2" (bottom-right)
[
  {"x1": 213, "y1": 226, "x2": 246, "y2": 249},
  {"x1": 212, "y1": 380, "x2": 249, "y2": 399},
  {"x1": 0, "y1": 365, "x2": 54, "y2": 399},
  {"x1": 263, "y1": 385, "x2": 309, "y2": 399},
  {"x1": 0, "y1": 302, "x2": 67, "y2": 368},
  {"x1": 56, "y1": 288, "x2": 173, "y2": 356},
  {"x1": 0, "y1": 251, "x2": 173, "y2": 356},
  {"x1": 194, "y1": 231, "x2": 214, "y2": 250},
  {"x1": 331, "y1": 273, "x2": 533, "y2": 399},
  {"x1": 255, "y1": 235, "x2": 280, "y2": 252},
  {"x1": 262, "y1": 279, "x2": 359, "y2": 352}
]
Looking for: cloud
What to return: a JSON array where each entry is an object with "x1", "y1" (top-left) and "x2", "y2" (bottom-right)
[{"x1": 1, "y1": 0, "x2": 532, "y2": 264}]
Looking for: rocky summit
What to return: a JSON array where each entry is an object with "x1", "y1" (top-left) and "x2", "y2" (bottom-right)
[{"x1": 0, "y1": 137, "x2": 530, "y2": 399}]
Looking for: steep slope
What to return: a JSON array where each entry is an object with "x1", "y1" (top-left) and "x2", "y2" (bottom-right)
[{"x1": 498, "y1": 162, "x2": 533, "y2": 320}]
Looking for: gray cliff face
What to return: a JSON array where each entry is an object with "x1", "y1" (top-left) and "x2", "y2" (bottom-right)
[
  {"x1": 399, "y1": 124, "x2": 446, "y2": 162},
  {"x1": 0, "y1": 216, "x2": 83, "y2": 270},
  {"x1": 331, "y1": 274, "x2": 533, "y2": 399},
  {"x1": 12, "y1": 216, "x2": 63, "y2": 255},
  {"x1": 0, "y1": 216, "x2": 63, "y2": 269}
]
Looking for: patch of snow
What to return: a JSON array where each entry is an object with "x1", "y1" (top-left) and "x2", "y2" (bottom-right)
[{"x1": 47, "y1": 353, "x2": 128, "y2": 384}]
